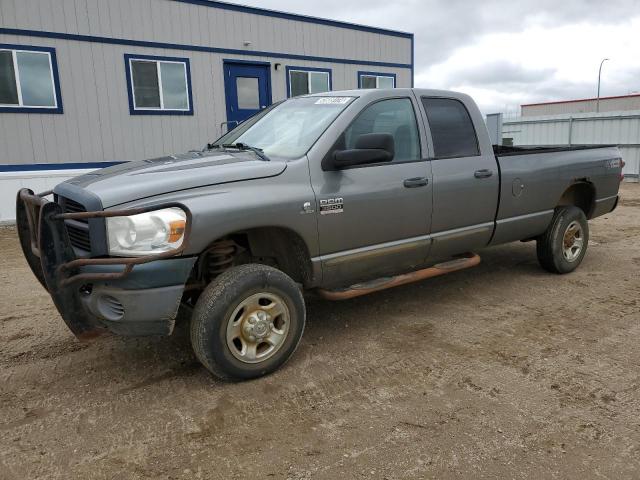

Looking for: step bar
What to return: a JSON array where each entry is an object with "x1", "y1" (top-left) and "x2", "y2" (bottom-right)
[{"x1": 316, "y1": 253, "x2": 481, "y2": 301}]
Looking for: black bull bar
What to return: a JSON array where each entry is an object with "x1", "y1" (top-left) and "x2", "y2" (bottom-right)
[{"x1": 16, "y1": 188, "x2": 192, "y2": 339}]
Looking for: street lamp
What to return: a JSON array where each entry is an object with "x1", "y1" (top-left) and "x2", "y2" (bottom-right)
[{"x1": 597, "y1": 58, "x2": 609, "y2": 113}]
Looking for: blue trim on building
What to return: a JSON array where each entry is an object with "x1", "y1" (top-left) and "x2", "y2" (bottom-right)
[
  {"x1": 357, "y1": 71, "x2": 397, "y2": 88},
  {"x1": 124, "y1": 53, "x2": 194, "y2": 116},
  {"x1": 0, "y1": 162, "x2": 122, "y2": 172},
  {"x1": 220, "y1": 58, "x2": 272, "y2": 67},
  {"x1": 171, "y1": 0, "x2": 413, "y2": 39},
  {"x1": 285, "y1": 66, "x2": 333, "y2": 98},
  {"x1": 0, "y1": 43, "x2": 63, "y2": 114},
  {"x1": 0, "y1": 28, "x2": 413, "y2": 70}
]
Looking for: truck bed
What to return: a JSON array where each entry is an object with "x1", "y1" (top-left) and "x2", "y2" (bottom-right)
[
  {"x1": 493, "y1": 144, "x2": 617, "y2": 156},
  {"x1": 489, "y1": 144, "x2": 622, "y2": 246}
]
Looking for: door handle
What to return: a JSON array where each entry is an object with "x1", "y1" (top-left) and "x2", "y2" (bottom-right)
[
  {"x1": 474, "y1": 169, "x2": 493, "y2": 179},
  {"x1": 403, "y1": 177, "x2": 429, "y2": 188}
]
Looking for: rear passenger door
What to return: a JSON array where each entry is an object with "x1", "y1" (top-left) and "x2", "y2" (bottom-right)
[{"x1": 419, "y1": 97, "x2": 499, "y2": 259}]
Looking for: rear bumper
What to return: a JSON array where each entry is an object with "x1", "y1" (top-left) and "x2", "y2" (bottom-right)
[{"x1": 16, "y1": 188, "x2": 195, "y2": 338}]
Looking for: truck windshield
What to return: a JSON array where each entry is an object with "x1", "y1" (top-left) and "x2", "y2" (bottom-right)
[{"x1": 213, "y1": 96, "x2": 355, "y2": 159}]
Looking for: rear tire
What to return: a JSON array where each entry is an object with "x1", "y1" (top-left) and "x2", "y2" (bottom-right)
[
  {"x1": 536, "y1": 206, "x2": 589, "y2": 274},
  {"x1": 190, "y1": 264, "x2": 305, "y2": 381}
]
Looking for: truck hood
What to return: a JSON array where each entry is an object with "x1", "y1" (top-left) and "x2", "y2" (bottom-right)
[{"x1": 56, "y1": 150, "x2": 287, "y2": 207}]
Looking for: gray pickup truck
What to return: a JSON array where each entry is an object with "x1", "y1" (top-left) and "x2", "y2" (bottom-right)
[{"x1": 17, "y1": 88, "x2": 624, "y2": 380}]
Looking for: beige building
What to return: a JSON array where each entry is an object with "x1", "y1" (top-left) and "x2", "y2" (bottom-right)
[{"x1": 521, "y1": 93, "x2": 640, "y2": 116}]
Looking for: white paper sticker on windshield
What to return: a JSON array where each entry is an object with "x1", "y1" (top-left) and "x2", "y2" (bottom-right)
[{"x1": 315, "y1": 97, "x2": 352, "y2": 105}]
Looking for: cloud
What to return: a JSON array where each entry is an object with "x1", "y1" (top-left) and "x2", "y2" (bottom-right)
[
  {"x1": 235, "y1": 0, "x2": 640, "y2": 114},
  {"x1": 439, "y1": 61, "x2": 556, "y2": 88}
]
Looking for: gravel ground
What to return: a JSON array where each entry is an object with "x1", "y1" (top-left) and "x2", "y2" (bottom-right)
[{"x1": 1, "y1": 183, "x2": 639, "y2": 480}]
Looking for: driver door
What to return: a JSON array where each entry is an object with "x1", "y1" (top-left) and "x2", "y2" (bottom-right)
[{"x1": 309, "y1": 97, "x2": 433, "y2": 287}]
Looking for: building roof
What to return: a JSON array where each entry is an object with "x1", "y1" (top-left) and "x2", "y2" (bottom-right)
[
  {"x1": 522, "y1": 93, "x2": 640, "y2": 108},
  {"x1": 175, "y1": 0, "x2": 414, "y2": 38}
]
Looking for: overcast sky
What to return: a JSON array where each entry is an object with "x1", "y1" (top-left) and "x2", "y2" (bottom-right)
[{"x1": 237, "y1": 0, "x2": 640, "y2": 114}]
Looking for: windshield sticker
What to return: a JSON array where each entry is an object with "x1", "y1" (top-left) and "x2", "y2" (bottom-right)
[{"x1": 314, "y1": 97, "x2": 352, "y2": 105}]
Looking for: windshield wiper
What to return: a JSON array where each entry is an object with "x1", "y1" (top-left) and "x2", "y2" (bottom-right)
[{"x1": 221, "y1": 142, "x2": 270, "y2": 162}]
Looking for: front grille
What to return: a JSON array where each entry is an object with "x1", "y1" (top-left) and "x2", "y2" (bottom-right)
[
  {"x1": 62, "y1": 198, "x2": 88, "y2": 216},
  {"x1": 59, "y1": 197, "x2": 92, "y2": 252}
]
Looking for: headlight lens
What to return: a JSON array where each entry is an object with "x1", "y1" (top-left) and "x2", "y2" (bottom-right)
[{"x1": 106, "y1": 207, "x2": 187, "y2": 256}]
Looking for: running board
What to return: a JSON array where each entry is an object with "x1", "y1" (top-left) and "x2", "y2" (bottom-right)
[{"x1": 316, "y1": 253, "x2": 481, "y2": 301}]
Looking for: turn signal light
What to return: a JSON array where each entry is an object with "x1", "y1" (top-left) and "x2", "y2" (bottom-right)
[{"x1": 168, "y1": 220, "x2": 186, "y2": 243}]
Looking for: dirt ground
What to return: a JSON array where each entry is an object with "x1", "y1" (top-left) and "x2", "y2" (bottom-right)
[{"x1": 1, "y1": 183, "x2": 639, "y2": 480}]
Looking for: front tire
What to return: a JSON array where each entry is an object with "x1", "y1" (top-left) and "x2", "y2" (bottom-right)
[
  {"x1": 190, "y1": 264, "x2": 306, "y2": 380},
  {"x1": 536, "y1": 206, "x2": 589, "y2": 274}
]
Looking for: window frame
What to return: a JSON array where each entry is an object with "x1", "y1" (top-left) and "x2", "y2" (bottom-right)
[
  {"x1": 324, "y1": 96, "x2": 423, "y2": 171},
  {"x1": 357, "y1": 71, "x2": 396, "y2": 89},
  {"x1": 0, "y1": 44, "x2": 63, "y2": 114},
  {"x1": 285, "y1": 66, "x2": 332, "y2": 98},
  {"x1": 421, "y1": 96, "x2": 481, "y2": 160},
  {"x1": 124, "y1": 53, "x2": 193, "y2": 116}
]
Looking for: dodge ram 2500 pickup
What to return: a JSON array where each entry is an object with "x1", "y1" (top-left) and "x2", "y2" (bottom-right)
[{"x1": 17, "y1": 88, "x2": 624, "y2": 380}]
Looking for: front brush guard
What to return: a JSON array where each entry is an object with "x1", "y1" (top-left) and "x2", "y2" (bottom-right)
[{"x1": 15, "y1": 188, "x2": 192, "y2": 339}]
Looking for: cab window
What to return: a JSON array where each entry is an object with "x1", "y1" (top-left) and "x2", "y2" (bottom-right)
[
  {"x1": 344, "y1": 98, "x2": 421, "y2": 162},
  {"x1": 421, "y1": 97, "x2": 480, "y2": 158}
]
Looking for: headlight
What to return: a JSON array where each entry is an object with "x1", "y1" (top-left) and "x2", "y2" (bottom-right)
[{"x1": 106, "y1": 207, "x2": 187, "y2": 257}]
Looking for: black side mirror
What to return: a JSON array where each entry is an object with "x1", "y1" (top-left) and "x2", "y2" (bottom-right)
[{"x1": 331, "y1": 133, "x2": 395, "y2": 169}]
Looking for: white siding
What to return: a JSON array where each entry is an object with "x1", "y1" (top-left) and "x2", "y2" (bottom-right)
[
  {"x1": 503, "y1": 111, "x2": 640, "y2": 181},
  {"x1": 0, "y1": 0, "x2": 413, "y2": 168},
  {"x1": 0, "y1": 0, "x2": 412, "y2": 64}
]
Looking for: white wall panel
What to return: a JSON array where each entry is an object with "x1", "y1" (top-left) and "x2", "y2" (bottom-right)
[{"x1": 503, "y1": 111, "x2": 640, "y2": 180}]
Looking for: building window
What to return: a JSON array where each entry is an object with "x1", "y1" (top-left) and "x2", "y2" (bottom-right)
[
  {"x1": 0, "y1": 44, "x2": 62, "y2": 113},
  {"x1": 358, "y1": 72, "x2": 396, "y2": 89},
  {"x1": 421, "y1": 97, "x2": 480, "y2": 158},
  {"x1": 286, "y1": 67, "x2": 331, "y2": 97},
  {"x1": 124, "y1": 54, "x2": 193, "y2": 115}
]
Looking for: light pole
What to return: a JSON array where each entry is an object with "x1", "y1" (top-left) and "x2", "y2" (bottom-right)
[{"x1": 597, "y1": 58, "x2": 609, "y2": 113}]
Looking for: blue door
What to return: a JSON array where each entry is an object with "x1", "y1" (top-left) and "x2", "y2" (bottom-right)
[{"x1": 223, "y1": 62, "x2": 271, "y2": 129}]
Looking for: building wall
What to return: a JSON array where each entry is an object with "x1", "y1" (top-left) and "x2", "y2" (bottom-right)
[
  {"x1": 0, "y1": 0, "x2": 413, "y2": 221},
  {"x1": 0, "y1": 0, "x2": 413, "y2": 167},
  {"x1": 502, "y1": 110, "x2": 640, "y2": 182},
  {"x1": 522, "y1": 95, "x2": 640, "y2": 116}
]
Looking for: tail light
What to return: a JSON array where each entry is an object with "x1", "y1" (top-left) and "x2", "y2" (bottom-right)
[{"x1": 620, "y1": 159, "x2": 626, "y2": 182}]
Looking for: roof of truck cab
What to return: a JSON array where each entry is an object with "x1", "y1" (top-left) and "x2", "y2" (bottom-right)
[{"x1": 308, "y1": 88, "x2": 471, "y2": 100}]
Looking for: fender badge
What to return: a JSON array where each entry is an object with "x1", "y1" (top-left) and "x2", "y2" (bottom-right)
[
  {"x1": 301, "y1": 201, "x2": 315, "y2": 214},
  {"x1": 320, "y1": 197, "x2": 344, "y2": 215}
]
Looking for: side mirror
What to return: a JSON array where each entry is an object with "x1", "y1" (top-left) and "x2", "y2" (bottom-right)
[{"x1": 332, "y1": 133, "x2": 395, "y2": 169}]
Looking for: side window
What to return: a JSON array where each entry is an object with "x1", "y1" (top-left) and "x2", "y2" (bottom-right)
[
  {"x1": 358, "y1": 72, "x2": 396, "y2": 89},
  {"x1": 125, "y1": 54, "x2": 193, "y2": 115},
  {"x1": 344, "y1": 98, "x2": 420, "y2": 162},
  {"x1": 287, "y1": 67, "x2": 331, "y2": 97},
  {"x1": 0, "y1": 44, "x2": 62, "y2": 113},
  {"x1": 421, "y1": 97, "x2": 480, "y2": 158}
]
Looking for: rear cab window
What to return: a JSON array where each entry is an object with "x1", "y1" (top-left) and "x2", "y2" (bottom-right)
[{"x1": 421, "y1": 97, "x2": 480, "y2": 159}]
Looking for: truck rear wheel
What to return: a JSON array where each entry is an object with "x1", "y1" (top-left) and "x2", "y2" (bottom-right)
[
  {"x1": 190, "y1": 264, "x2": 306, "y2": 380},
  {"x1": 536, "y1": 206, "x2": 589, "y2": 274}
]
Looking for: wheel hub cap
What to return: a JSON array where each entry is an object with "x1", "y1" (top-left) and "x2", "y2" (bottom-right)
[
  {"x1": 226, "y1": 292, "x2": 290, "y2": 364},
  {"x1": 243, "y1": 311, "x2": 272, "y2": 340},
  {"x1": 562, "y1": 221, "x2": 584, "y2": 262}
]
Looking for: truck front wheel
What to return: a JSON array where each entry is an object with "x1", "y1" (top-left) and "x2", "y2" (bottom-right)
[
  {"x1": 190, "y1": 264, "x2": 306, "y2": 380},
  {"x1": 536, "y1": 206, "x2": 589, "y2": 274}
]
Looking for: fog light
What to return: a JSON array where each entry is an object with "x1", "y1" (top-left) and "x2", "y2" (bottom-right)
[{"x1": 96, "y1": 295, "x2": 125, "y2": 321}]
